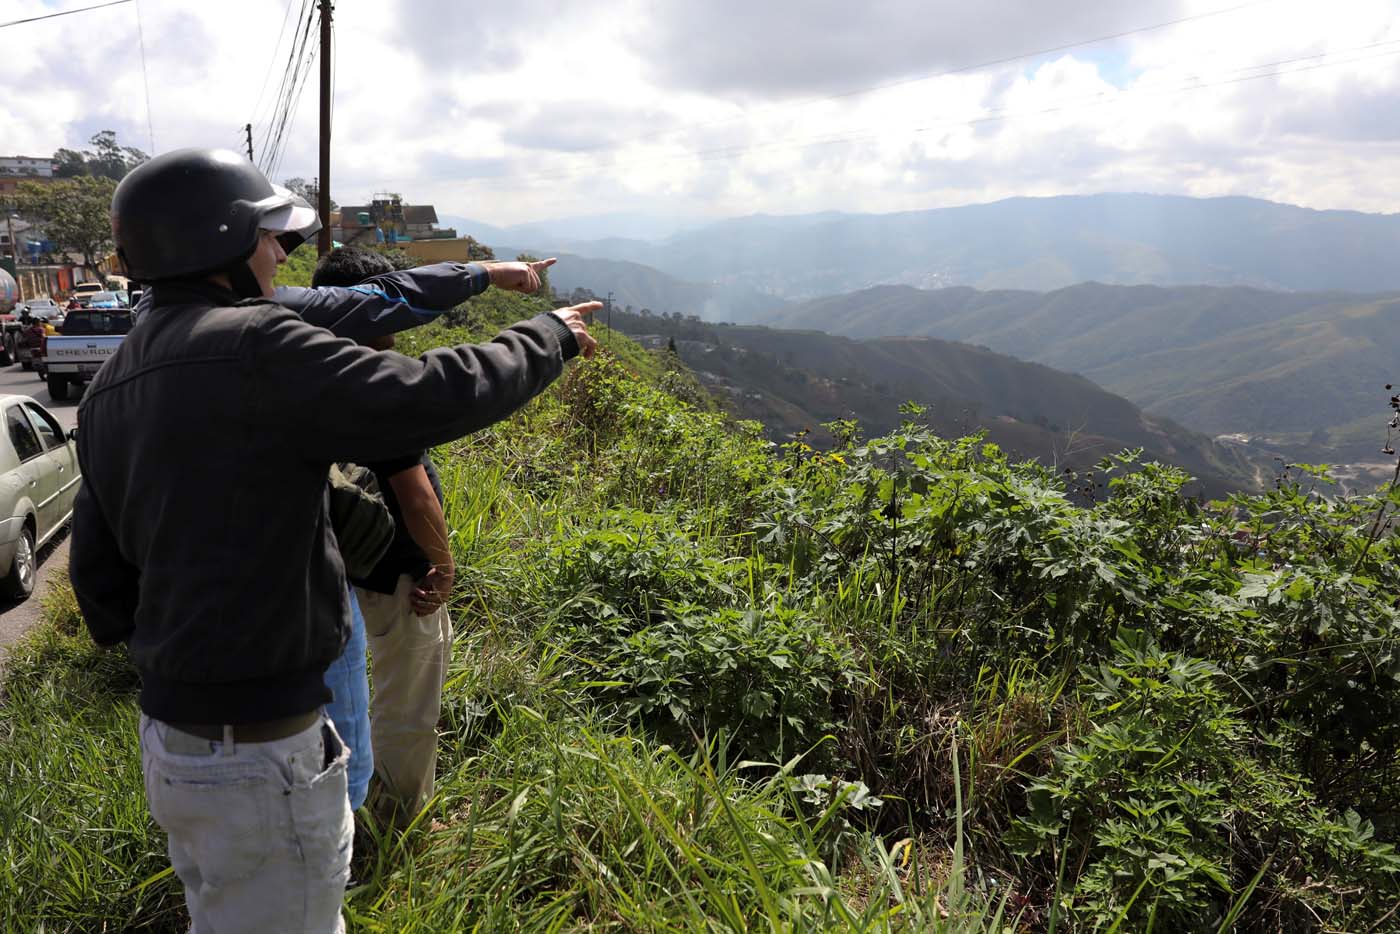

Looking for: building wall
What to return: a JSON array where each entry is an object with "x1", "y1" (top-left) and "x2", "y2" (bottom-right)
[
  {"x1": 0, "y1": 157, "x2": 55, "y2": 178},
  {"x1": 402, "y1": 238, "x2": 477, "y2": 263},
  {"x1": 16, "y1": 265, "x2": 79, "y2": 301}
]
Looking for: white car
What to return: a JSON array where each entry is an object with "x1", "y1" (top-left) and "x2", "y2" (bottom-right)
[
  {"x1": 20, "y1": 298, "x2": 61, "y2": 318},
  {"x1": 0, "y1": 395, "x2": 80, "y2": 599}
]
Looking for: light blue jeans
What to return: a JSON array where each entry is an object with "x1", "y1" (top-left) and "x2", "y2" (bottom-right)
[
  {"x1": 323, "y1": 586, "x2": 372, "y2": 810},
  {"x1": 139, "y1": 713, "x2": 352, "y2": 933}
]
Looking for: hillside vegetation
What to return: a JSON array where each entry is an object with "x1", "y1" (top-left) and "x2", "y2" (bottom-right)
[
  {"x1": 754, "y1": 282, "x2": 1400, "y2": 461},
  {"x1": 3, "y1": 289, "x2": 1399, "y2": 931},
  {"x1": 608, "y1": 309, "x2": 1260, "y2": 498}
]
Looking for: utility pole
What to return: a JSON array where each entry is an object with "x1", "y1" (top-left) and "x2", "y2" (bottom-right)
[
  {"x1": 316, "y1": 0, "x2": 333, "y2": 256},
  {"x1": 6, "y1": 213, "x2": 23, "y2": 301},
  {"x1": 244, "y1": 123, "x2": 254, "y2": 163}
]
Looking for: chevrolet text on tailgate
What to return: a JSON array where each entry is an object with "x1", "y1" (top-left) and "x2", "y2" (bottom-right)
[{"x1": 35, "y1": 309, "x2": 132, "y2": 401}]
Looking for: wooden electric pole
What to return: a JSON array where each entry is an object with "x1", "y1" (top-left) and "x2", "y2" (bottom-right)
[
  {"x1": 244, "y1": 123, "x2": 254, "y2": 162},
  {"x1": 316, "y1": 0, "x2": 333, "y2": 256}
]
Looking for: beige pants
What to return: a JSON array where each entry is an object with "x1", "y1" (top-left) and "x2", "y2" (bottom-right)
[{"x1": 355, "y1": 575, "x2": 453, "y2": 821}]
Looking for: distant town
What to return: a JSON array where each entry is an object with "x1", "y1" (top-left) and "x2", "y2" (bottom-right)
[{"x1": 0, "y1": 143, "x2": 486, "y2": 309}]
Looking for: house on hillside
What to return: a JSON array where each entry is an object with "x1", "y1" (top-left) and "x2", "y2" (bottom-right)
[
  {"x1": 0, "y1": 156, "x2": 58, "y2": 202},
  {"x1": 330, "y1": 194, "x2": 457, "y2": 246}
]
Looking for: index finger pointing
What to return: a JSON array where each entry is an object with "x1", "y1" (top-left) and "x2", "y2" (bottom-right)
[{"x1": 532, "y1": 257, "x2": 558, "y2": 270}]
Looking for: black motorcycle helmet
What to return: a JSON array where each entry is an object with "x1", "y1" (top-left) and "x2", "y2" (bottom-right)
[{"x1": 111, "y1": 148, "x2": 321, "y2": 298}]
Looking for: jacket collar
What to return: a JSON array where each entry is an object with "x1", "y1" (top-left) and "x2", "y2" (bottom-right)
[{"x1": 148, "y1": 278, "x2": 242, "y2": 309}]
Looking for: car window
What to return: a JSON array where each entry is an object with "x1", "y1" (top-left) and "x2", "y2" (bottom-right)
[
  {"x1": 61, "y1": 311, "x2": 133, "y2": 336},
  {"x1": 22, "y1": 403, "x2": 64, "y2": 451},
  {"x1": 5, "y1": 406, "x2": 43, "y2": 462}
]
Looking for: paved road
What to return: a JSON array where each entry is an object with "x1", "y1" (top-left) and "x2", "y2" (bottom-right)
[
  {"x1": 0, "y1": 355, "x2": 80, "y2": 430},
  {"x1": 0, "y1": 359, "x2": 82, "y2": 667}
]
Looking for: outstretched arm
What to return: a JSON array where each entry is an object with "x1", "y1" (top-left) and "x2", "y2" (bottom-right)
[
  {"x1": 272, "y1": 258, "x2": 559, "y2": 343},
  {"x1": 273, "y1": 262, "x2": 490, "y2": 342},
  {"x1": 252, "y1": 300, "x2": 600, "y2": 465}
]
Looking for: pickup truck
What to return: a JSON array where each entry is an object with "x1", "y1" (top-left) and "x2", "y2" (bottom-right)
[{"x1": 34, "y1": 308, "x2": 132, "y2": 401}]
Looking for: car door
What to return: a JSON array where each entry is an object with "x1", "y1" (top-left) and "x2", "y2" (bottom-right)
[
  {"x1": 3, "y1": 405, "x2": 50, "y2": 540},
  {"x1": 23, "y1": 402, "x2": 79, "y2": 527}
]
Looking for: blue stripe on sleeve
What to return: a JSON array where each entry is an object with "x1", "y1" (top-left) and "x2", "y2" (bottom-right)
[{"x1": 346, "y1": 285, "x2": 441, "y2": 321}]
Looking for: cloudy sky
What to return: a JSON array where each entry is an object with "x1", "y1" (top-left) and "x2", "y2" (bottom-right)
[{"x1": 6, "y1": 0, "x2": 1400, "y2": 228}]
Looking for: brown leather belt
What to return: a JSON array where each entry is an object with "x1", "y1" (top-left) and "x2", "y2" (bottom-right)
[{"x1": 166, "y1": 710, "x2": 321, "y2": 744}]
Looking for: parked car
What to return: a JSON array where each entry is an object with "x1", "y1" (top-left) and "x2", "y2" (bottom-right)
[
  {"x1": 20, "y1": 298, "x2": 61, "y2": 318},
  {"x1": 0, "y1": 394, "x2": 80, "y2": 599},
  {"x1": 34, "y1": 307, "x2": 133, "y2": 400}
]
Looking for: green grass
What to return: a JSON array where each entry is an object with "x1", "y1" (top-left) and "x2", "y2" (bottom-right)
[
  {"x1": 0, "y1": 605, "x2": 1007, "y2": 933},
  {"x1": 3, "y1": 289, "x2": 1399, "y2": 931}
]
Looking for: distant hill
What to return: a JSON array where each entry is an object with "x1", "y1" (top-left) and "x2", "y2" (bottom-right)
[
  {"x1": 754, "y1": 282, "x2": 1400, "y2": 460},
  {"x1": 537, "y1": 253, "x2": 788, "y2": 323},
  {"x1": 492, "y1": 194, "x2": 1400, "y2": 301},
  {"x1": 436, "y1": 215, "x2": 514, "y2": 245},
  {"x1": 607, "y1": 310, "x2": 1262, "y2": 498}
]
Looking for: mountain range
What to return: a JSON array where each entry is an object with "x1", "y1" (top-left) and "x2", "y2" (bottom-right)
[
  {"x1": 449, "y1": 194, "x2": 1400, "y2": 299},
  {"x1": 444, "y1": 193, "x2": 1400, "y2": 471},
  {"x1": 748, "y1": 283, "x2": 1400, "y2": 460}
]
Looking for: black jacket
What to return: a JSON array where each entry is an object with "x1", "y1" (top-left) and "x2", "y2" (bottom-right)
[
  {"x1": 132, "y1": 261, "x2": 493, "y2": 340},
  {"x1": 70, "y1": 280, "x2": 576, "y2": 724}
]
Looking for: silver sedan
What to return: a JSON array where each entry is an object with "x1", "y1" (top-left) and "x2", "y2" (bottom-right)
[{"x1": 0, "y1": 394, "x2": 80, "y2": 599}]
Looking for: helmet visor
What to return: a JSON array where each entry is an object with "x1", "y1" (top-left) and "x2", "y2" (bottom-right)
[{"x1": 257, "y1": 186, "x2": 322, "y2": 253}]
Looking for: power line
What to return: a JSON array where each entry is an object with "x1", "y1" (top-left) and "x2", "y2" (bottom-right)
[
  {"x1": 493, "y1": 38, "x2": 1400, "y2": 187},
  {"x1": 134, "y1": 0, "x2": 155, "y2": 152},
  {"x1": 258, "y1": 0, "x2": 319, "y2": 180},
  {"x1": 0, "y1": 0, "x2": 131, "y2": 30},
  {"x1": 564, "y1": 0, "x2": 1283, "y2": 157},
  {"x1": 257, "y1": 0, "x2": 314, "y2": 173},
  {"x1": 256, "y1": 0, "x2": 312, "y2": 169},
  {"x1": 249, "y1": 0, "x2": 301, "y2": 133},
  {"x1": 268, "y1": 21, "x2": 319, "y2": 180},
  {"x1": 272, "y1": 0, "x2": 319, "y2": 177}
]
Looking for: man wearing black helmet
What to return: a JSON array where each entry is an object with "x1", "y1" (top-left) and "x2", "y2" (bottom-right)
[{"x1": 69, "y1": 149, "x2": 597, "y2": 933}]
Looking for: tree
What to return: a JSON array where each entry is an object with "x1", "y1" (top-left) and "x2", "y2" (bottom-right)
[
  {"x1": 283, "y1": 177, "x2": 337, "y2": 211},
  {"x1": 53, "y1": 148, "x2": 88, "y2": 178},
  {"x1": 465, "y1": 236, "x2": 494, "y2": 261},
  {"x1": 15, "y1": 177, "x2": 118, "y2": 271},
  {"x1": 51, "y1": 131, "x2": 148, "y2": 181}
]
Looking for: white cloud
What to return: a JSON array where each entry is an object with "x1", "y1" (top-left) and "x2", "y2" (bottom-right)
[{"x1": 4, "y1": 0, "x2": 1400, "y2": 225}]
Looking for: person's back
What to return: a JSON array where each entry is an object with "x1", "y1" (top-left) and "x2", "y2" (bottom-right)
[
  {"x1": 80, "y1": 285, "x2": 354, "y2": 716},
  {"x1": 72, "y1": 148, "x2": 598, "y2": 933}
]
